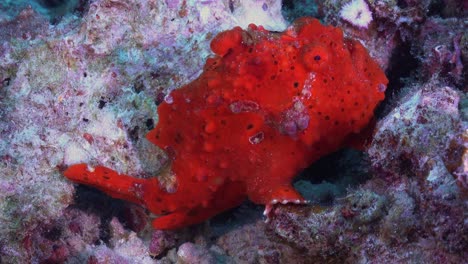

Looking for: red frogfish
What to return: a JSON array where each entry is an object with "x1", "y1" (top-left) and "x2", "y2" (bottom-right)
[{"x1": 64, "y1": 18, "x2": 388, "y2": 230}]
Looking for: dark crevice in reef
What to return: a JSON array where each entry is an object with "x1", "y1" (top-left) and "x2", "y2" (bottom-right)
[
  {"x1": 396, "y1": 0, "x2": 409, "y2": 9},
  {"x1": 385, "y1": 40, "x2": 419, "y2": 91},
  {"x1": 294, "y1": 149, "x2": 372, "y2": 205},
  {"x1": 72, "y1": 185, "x2": 127, "y2": 243},
  {"x1": 427, "y1": 0, "x2": 444, "y2": 17},
  {"x1": 282, "y1": 0, "x2": 295, "y2": 9},
  {"x1": 209, "y1": 201, "x2": 263, "y2": 237},
  {"x1": 73, "y1": 0, "x2": 91, "y2": 18},
  {"x1": 37, "y1": 0, "x2": 91, "y2": 24},
  {"x1": 426, "y1": 0, "x2": 466, "y2": 18},
  {"x1": 375, "y1": 40, "x2": 420, "y2": 118},
  {"x1": 38, "y1": 0, "x2": 72, "y2": 8},
  {"x1": 296, "y1": 149, "x2": 369, "y2": 184},
  {"x1": 281, "y1": 0, "x2": 318, "y2": 23}
]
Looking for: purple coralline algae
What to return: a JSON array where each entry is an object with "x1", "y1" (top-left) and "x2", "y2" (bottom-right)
[{"x1": 0, "y1": 0, "x2": 466, "y2": 263}]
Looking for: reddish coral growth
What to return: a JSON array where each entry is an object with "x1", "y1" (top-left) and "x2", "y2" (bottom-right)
[{"x1": 64, "y1": 18, "x2": 387, "y2": 230}]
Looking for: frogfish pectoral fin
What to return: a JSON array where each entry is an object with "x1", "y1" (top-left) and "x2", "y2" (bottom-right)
[{"x1": 64, "y1": 164, "x2": 147, "y2": 205}]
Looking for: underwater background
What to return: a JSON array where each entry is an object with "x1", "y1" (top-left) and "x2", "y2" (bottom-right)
[{"x1": 0, "y1": 0, "x2": 466, "y2": 263}]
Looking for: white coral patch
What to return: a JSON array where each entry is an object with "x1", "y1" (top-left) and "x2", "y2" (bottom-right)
[
  {"x1": 86, "y1": 110, "x2": 124, "y2": 141},
  {"x1": 340, "y1": 0, "x2": 373, "y2": 28},
  {"x1": 64, "y1": 142, "x2": 89, "y2": 165},
  {"x1": 233, "y1": 0, "x2": 287, "y2": 31}
]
